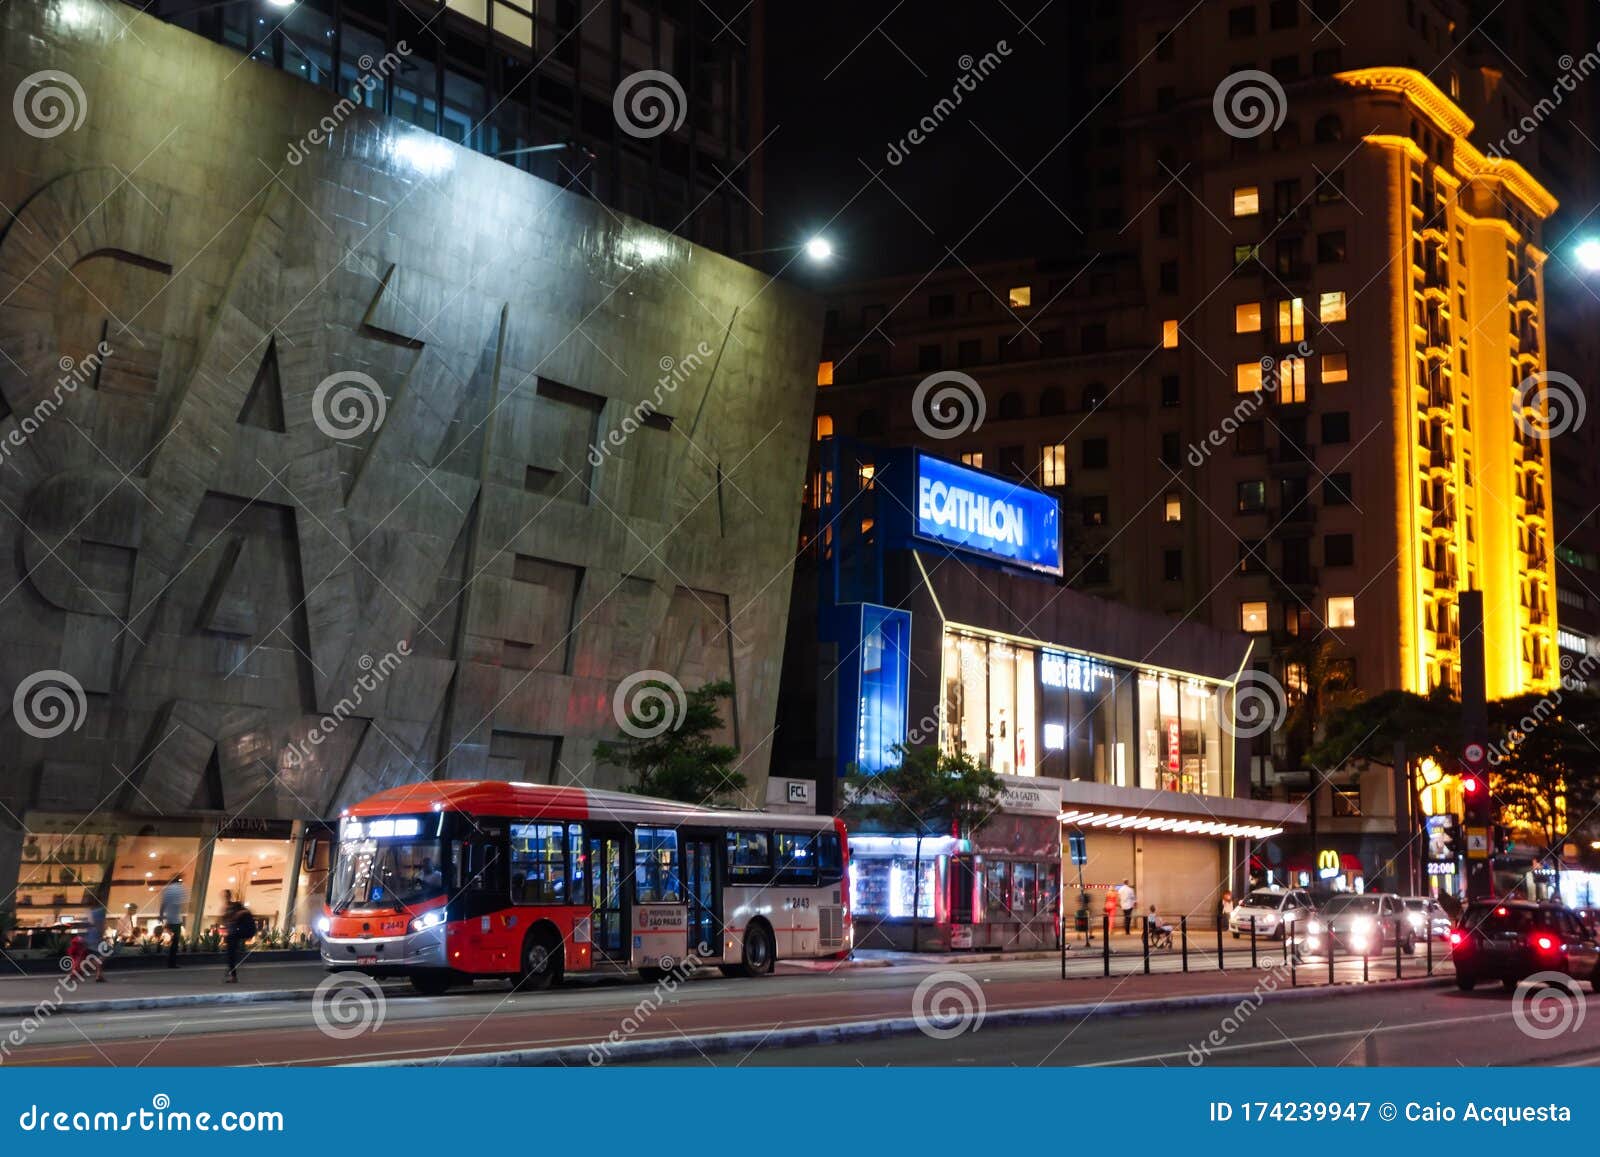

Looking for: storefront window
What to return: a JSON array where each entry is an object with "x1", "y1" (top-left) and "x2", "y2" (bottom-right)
[
  {"x1": 202, "y1": 838, "x2": 294, "y2": 934},
  {"x1": 983, "y1": 859, "x2": 1010, "y2": 917}
]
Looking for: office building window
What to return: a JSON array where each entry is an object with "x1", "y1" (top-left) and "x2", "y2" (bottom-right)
[
  {"x1": 1081, "y1": 495, "x2": 1109, "y2": 527},
  {"x1": 918, "y1": 344, "x2": 942, "y2": 371},
  {"x1": 815, "y1": 415, "x2": 833, "y2": 440},
  {"x1": 1319, "y1": 291, "x2": 1348, "y2": 323},
  {"x1": 1009, "y1": 285, "x2": 1032, "y2": 308},
  {"x1": 1278, "y1": 357, "x2": 1306, "y2": 403},
  {"x1": 1163, "y1": 549, "x2": 1183, "y2": 582},
  {"x1": 1325, "y1": 534, "x2": 1354, "y2": 567},
  {"x1": 1327, "y1": 595, "x2": 1356, "y2": 629},
  {"x1": 1321, "y1": 411, "x2": 1350, "y2": 443},
  {"x1": 1237, "y1": 480, "x2": 1267, "y2": 513},
  {"x1": 1317, "y1": 230, "x2": 1347, "y2": 263},
  {"x1": 1236, "y1": 302, "x2": 1262, "y2": 333},
  {"x1": 1237, "y1": 360, "x2": 1264, "y2": 392},
  {"x1": 1165, "y1": 493, "x2": 1182, "y2": 522},
  {"x1": 1162, "y1": 319, "x2": 1180, "y2": 348},
  {"x1": 1041, "y1": 444, "x2": 1068, "y2": 488},
  {"x1": 1277, "y1": 298, "x2": 1305, "y2": 343},
  {"x1": 1161, "y1": 431, "x2": 1181, "y2": 466},
  {"x1": 817, "y1": 361, "x2": 834, "y2": 386},
  {"x1": 960, "y1": 450, "x2": 984, "y2": 469},
  {"x1": 1083, "y1": 438, "x2": 1109, "y2": 469},
  {"x1": 1236, "y1": 420, "x2": 1265, "y2": 454},
  {"x1": 1240, "y1": 601, "x2": 1269, "y2": 633},
  {"x1": 1323, "y1": 472, "x2": 1353, "y2": 505},
  {"x1": 1161, "y1": 375, "x2": 1181, "y2": 407},
  {"x1": 1321, "y1": 352, "x2": 1348, "y2": 382},
  {"x1": 1233, "y1": 185, "x2": 1260, "y2": 216}
]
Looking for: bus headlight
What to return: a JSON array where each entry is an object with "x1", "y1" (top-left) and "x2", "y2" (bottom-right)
[
  {"x1": 410, "y1": 909, "x2": 446, "y2": 933},
  {"x1": 315, "y1": 915, "x2": 330, "y2": 936}
]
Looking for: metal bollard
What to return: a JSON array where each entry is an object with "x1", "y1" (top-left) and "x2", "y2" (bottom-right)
[
  {"x1": 1216, "y1": 914, "x2": 1224, "y2": 972},
  {"x1": 1362, "y1": 937, "x2": 1370, "y2": 983},
  {"x1": 1394, "y1": 917, "x2": 1403, "y2": 980},
  {"x1": 1142, "y1": 915, "x2": 1150, "y2": 975},
  {"x1": 1328, "y1": 931, "x2": 1335, "y2": 985},
  {"x1": 1181, "y1": 915, "x2": 1189, "y2": 973},
  {"x1": 1250, "y1": 918, "x2": 1258, "y2": 969},
  {"x1": 1061, "y1": 917, "x2": 1067, "y2": 980},
  {"x1": 1102, "y1": 915, "x2": 1111, "y2": 977},
  {"x1": 1290, "y1": 931, "x2": 1297, "y2": 987},
  {"x1": 1426, "y1": 923, "x2": 1433, "y2": 977}
]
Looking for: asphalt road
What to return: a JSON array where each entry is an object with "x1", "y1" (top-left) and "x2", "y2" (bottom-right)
[
  {"x1": 659, "y1": 982, "x2": 1600, "y2": 1068},
  {"x1": 0, "y1": 951, "x2": 1474, "y2": 1067}
]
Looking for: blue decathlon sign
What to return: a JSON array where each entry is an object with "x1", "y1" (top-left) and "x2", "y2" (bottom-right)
[{"x1": 913, "y1": 451, "x2": 1062, "y2": 575}]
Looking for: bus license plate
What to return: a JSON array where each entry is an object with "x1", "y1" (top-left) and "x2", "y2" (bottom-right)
[{"x1": 357, "y1": 955, "x2": 378, "y2": 965}]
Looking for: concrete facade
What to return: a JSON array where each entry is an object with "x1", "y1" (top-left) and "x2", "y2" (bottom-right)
[{"x1": 0, "y1": 1, "x2": 819, "y2": 908}]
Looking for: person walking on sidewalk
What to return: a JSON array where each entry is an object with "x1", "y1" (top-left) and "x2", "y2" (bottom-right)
[
  {"x1": 160, "y1": 876, "x2": 188, "y2": 968},
  {"x1": 1102, "y1": 886, "x2": 1119, "y2": 938},
  {"x1": 1117, "y1": 879, "x2": 1136, "y2": 935},
  {"x1": 221, "y1": 890, "x2": 256, "y2": 984}
]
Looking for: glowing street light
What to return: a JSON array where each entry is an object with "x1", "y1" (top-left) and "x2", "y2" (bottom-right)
[
  {"x1": 803, "y1": 236, "x2": 834, "y2": 263},
  {"x1": 1574, "y1": 238, "x2": 1600, "y2": 273}
]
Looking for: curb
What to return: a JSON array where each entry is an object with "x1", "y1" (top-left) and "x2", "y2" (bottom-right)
[
  {"x1": 0, "y1": 987, "x2": 334, "y2": 1017},
  {"x1": 362, "y1": 975, "x2": 1453, "y2": 1067}
]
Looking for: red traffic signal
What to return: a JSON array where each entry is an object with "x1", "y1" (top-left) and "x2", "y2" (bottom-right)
[{"x1": 1461, "y1": 775, "x2": 1481, "y2": 795}]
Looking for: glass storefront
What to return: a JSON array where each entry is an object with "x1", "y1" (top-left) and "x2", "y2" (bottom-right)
[{"x1": 941, "y1": 627, "x2": 1230, "y2": 796}]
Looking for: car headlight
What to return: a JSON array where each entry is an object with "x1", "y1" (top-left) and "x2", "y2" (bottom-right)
[
  {"x1": 1351, "y1": 916, "x2": 1373, "y2": 935},
  {"x1": 410, "y1": 909, "x2": 447, "y2": 933},
  {"x1": 1306, "y1": 920, "x2": 1323, "y2": 935},
  {"x1": 315, "y1": 915, "x2": 330, "y2": 936},
  {"x1": 1407, "y1": 912, "x2": 1424, "y2": 929}
]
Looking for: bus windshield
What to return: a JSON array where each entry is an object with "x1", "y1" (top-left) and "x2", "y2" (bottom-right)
[{"x1": 330, "y1": 837, "x2": 445, "y2": 912}]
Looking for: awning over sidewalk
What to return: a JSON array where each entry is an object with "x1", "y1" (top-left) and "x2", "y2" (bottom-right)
[{"x1": 1056, "y1": 780, "x2": 1305, "y2": 841}]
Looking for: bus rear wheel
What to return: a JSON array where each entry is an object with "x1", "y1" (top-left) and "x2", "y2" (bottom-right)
[{"x1": 727, "y1": 922, "x2": 774, "y2": 978}]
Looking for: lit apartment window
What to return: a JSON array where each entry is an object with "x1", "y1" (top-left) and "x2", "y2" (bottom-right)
[
  {"x1": 1235, "y1": 302, "x2": 1262, "y2": 333},
  {"x1": 960, "y1": 451, "x2": 984, "y2": 469},
  {"x1": 1277, "y1": 297, "x2": 1305, "y2": 342},
  {"x1": 1040, "y1": 444, "x2": 1068, "y2": 488},
  {"x1": 1321, "y1": 352, "x2": 1348, "y2": 383},
  {"x1": 1241, "y1": 601, "x2": 1269, "y2": 633},
  {"x1": 1233, "y1": 186, "x2": 1260, "y2": 216},
  {"x1": 1559, "y1": 629, "x2": 1588, "y2": 655},
  {"x1": 1327, "y1": 595, "x2": 1356, "y2": 629},
  {"x1": 1319, "y1": 291, "x2": 1348, "y2": 323},
  {"x1": 859, "y1": 464, "x2": 876, "y2": 489},
  {"x1": 1009, "y1": 285, "x2": 1032, "y2": 308},
  {"x1": 817, "y1": 361, "x2": 834, "y2": 386},
  {"x1": 815, "y1": 415, "x2": 834, "y2": 440},
  {"x1": 1162, "y1": 319, "x2": 1179, "y2": 348},
  {"x1": 1236, "y1": 360, "x2": 1264, "y2": 392},
  {"x1": 1165, "y1": 493, "x2": 1182, "y2": 522},
  {"x1": 1278, "y1": 357, "x2": 1307, "y2": 403}
]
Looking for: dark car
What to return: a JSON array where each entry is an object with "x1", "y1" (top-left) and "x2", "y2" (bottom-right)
[{"x1": 1450, "y1": 900, "x2": 1600, "y2": 992}]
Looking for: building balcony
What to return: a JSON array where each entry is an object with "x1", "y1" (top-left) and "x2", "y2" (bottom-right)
[
  {"x1": 1429, "y1": 505, "x2": 1455, "y2": 532},
  {"x1": 1432, "y1": 570, "x2": 1459, "y2": 591},
  {"x1": 1426, "y1": 448, "x2": 1451, "y2": 473}
]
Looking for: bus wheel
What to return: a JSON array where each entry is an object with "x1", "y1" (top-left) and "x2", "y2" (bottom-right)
[
  {"x1": 518, "y1": 929, "x2": 563, "y2": 991},
  {"x1": 410, "y1": 972, "x2": 454, "y2": 996},
  {"x1": 737, "y1": 922, "x2": 775, "y2": 978}
]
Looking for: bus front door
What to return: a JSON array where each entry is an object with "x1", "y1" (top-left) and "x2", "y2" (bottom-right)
[
  {"x1": 685, "y1": 837, "x2": 717, "y2": 957},
  {"x1": 589, "y1": 835, "x2": 626, "y2": 961}
]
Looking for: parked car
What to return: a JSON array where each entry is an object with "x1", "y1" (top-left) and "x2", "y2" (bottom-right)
[
  {"x1": 1309, "y1": 892, "x2": 1416, "y2": 955},
  {"x1": 1451, "y1": 899, "x2": 1600, "y2": 992},
  {"x1": 1401, "y1": 896, "x2": 1452, "y2": 940},
  {"x1": 1229, "y1": 888, "x2": 1315, "y2": 940}
]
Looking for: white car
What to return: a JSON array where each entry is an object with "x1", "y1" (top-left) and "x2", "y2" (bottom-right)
[
  {"x1": 1401, "y1": 896, "x2": 1452, "y2": 940},
  {"x1": 1229, "y1": 888, "x2": 1315, "y2": 940}
]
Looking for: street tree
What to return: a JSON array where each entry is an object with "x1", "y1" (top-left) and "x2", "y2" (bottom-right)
[{"x1": 593, "y1": 679, "x2": 746, "y2": 805}]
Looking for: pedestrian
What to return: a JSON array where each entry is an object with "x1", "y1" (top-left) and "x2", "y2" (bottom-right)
[
  {"x1": 160, "y1": 875, "x2": 188, "y2": 968},
  {"x1": 83, "y1": 894, "x2": 107, "y2": 982},
  {"x1": 221, "y1": 889, "x2": 256, "y2": 984},
  {"x1": 1117, "y1": 879, "x2": 1136, "y2": 935},
  {"x1": 1103, "y1": 885, "x2": 1119, "y2": 935}
]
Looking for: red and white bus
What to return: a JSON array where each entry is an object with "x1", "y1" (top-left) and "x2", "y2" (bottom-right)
[{"x1": 318, "y1": 781, "x2": 851, "y2": 994}]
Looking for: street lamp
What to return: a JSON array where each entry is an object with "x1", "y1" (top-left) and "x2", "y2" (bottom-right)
[
  {"x1": 803, "y1": 236, "x2": 834, "y2": 263},
  {"x1": 1574, "y1": 238, "x2": 1600, "y2": 273},
  {"x1": 738, "y1": 236, "x2": 837, "y2": 266}
]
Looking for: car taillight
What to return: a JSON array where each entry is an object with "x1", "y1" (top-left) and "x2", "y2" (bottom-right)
[
  {"x1": 1448, "y1": 931, "x2": 1463, "y2": 946},
  {"x1": 1533, "y1": 934, "x2": 1557, "y2": 952}
]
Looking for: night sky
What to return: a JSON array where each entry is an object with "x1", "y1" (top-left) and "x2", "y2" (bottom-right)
[{"x1": 763, "y1": 2, "x2": 1084, "y2": 283}]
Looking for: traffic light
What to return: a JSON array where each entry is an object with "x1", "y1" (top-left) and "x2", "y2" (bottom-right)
[
  {"x1": 1460, "y1": 774, "x2": 1481, "y2": 796},
  {"x1": 1493, "y1": 823, "x2": 1509, "y2": 854}
]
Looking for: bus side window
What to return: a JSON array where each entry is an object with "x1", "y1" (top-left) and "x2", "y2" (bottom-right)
[
  {"x1": 471, "y1": 842, "x2": 506, "y2": 894},
  {"x1": 726, "y1": 830, "x2": 771, "y2": 884},
  {"x1": 815, "y1": 833, "x2": 843, "y2": 884},
  {"x1": 450, "y1": 841, "x2": 464, "y2": 890},
  {"x1": 566, "y1": 824, "x2": 587, "y2": 905},
  {"x1": 774, "y1": 832, "x2": 816, "y2": 885}
]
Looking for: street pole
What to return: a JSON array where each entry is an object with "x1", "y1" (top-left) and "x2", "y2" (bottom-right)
[{"x1": 1459, "y1": 591, "x2": 1494, "y2": 901}]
